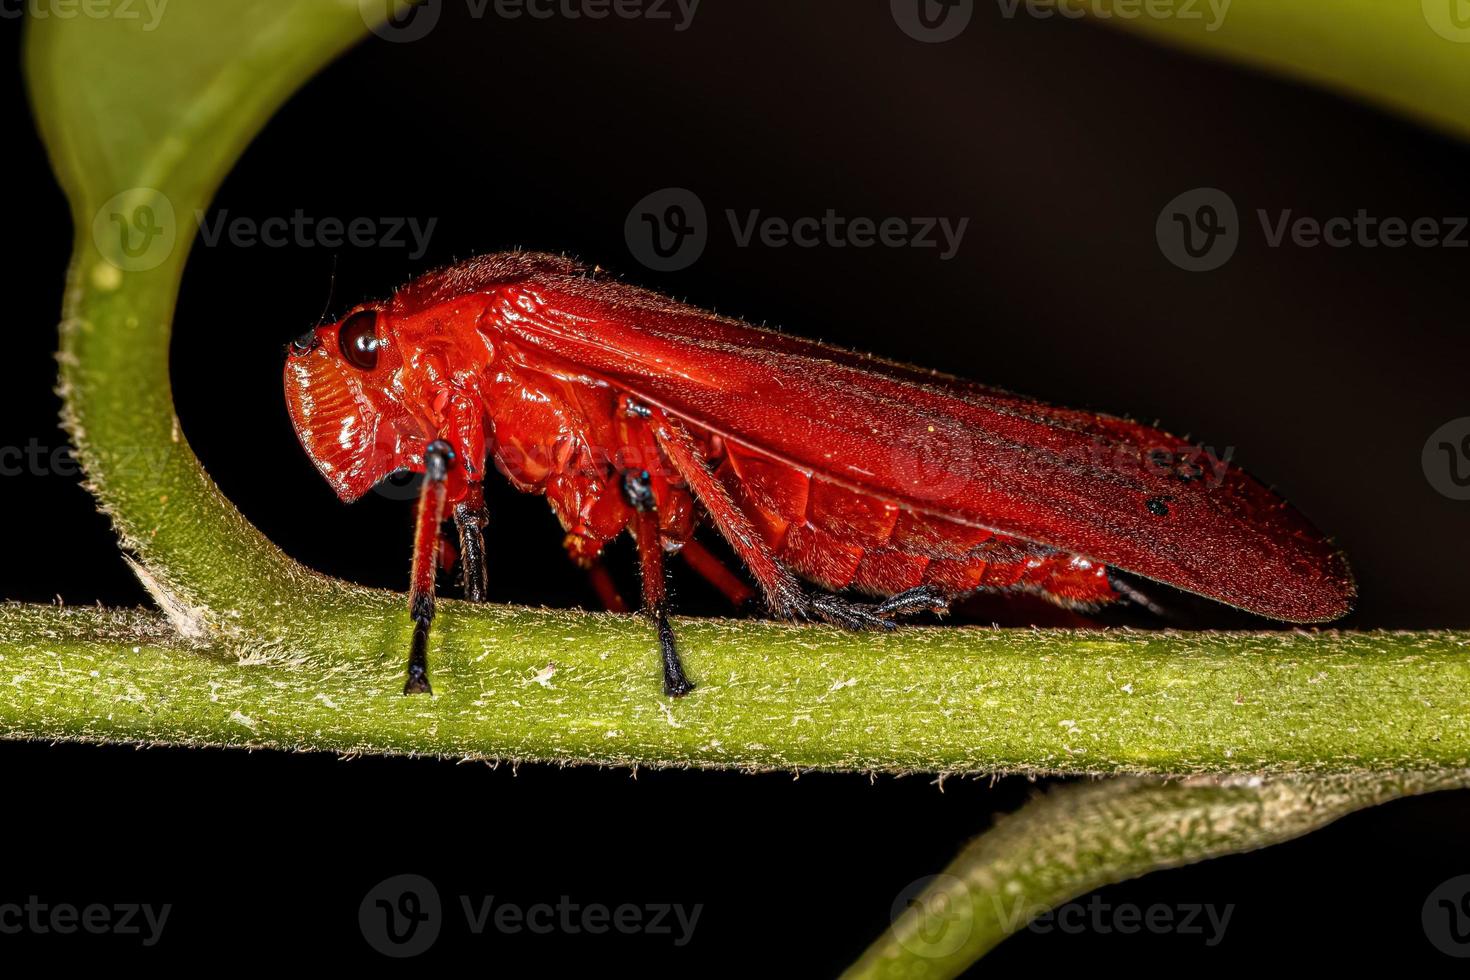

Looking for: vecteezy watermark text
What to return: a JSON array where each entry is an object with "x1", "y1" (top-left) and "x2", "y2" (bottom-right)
[
  {"x1": 0, "y1": 0, "x2": 167, "y2": 29},
  {"x1": 1157, "y1": 187, "x2": 1470, "y2": 271},
  {"x1": 360, "y1": 0, "x2": 699, "y2": 43},
  {"x1": 994, "y1": 0, "x2": 1230, "y2": 31},
  {"x1": 359, "y1": 874, "x2": 701, "y2": 958},
  {"x1": 1025, "y1": 895, "x2": 1233, "y2": 944},
  {"x1": 625, "y1": 187, "x2": 969, "y2": 271},
  {"x1": 460, "y1": 894, "x2": 700, "y2": 943},
  {"x1": 890, "y1": 0, "x2": 1228, "y2": 43},
  {"x1": 195, "y1": 210, "x2": 437, "y2": 260},
  {"x1": 890, "y1": 874, "x2": 1234, "y2": 957},
  {"x1": 89, "y1": 189, "x2": 440, "y2": 274},
  {"x1": 0, "y1": 897, "x2": 170, "y2": 946}
]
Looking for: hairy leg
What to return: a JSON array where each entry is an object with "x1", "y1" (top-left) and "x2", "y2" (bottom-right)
[
  {"x1": 404, "y1": 440, "x2": 455, "y2": 695},
  {"x1": 453, "y1": 486, "x2": 489, "y2": 603}
]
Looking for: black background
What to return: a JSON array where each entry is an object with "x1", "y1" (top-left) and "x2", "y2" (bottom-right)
[{"x1": 3, "y1": 1, "x2": 1469, "y2": 970}]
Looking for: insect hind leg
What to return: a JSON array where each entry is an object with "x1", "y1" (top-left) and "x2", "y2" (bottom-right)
[
  {"x1": 1105, "y1": 569, "x2": 1170, "y2": 618},
  {"x1": 804, "y1": 586, "x2": 951, "y2": 631},
  {"x1": 875, "y1": 585, "x2": 951, "y2": 617}
]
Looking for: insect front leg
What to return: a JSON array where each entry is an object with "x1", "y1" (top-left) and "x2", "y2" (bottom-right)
[
  {"x1": 624, "y1": 468, "x2": 694, "y2": 697},
  {"x1": 405, "y1": 440, "x2": 456, "y2": 695}
]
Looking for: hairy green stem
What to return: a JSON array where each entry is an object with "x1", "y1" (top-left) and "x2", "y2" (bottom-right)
[
  {"x1": 843, "y1": 771, "x2": 1470, "y2": 978},
  {"x1": 17, "y1": 0, "x2": 1468, "y2": 773},
  {"x1": 0, "y1": 603, "x2": 1466, "y2": 771}
]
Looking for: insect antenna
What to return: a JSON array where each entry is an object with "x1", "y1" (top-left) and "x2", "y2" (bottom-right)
[{"x1": 315, "y1": 253, "x2": 340, "y2": 326}]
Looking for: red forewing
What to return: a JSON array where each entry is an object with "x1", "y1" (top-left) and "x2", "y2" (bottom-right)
[{"x1": 393, "y1": 254, "x2": 1355, "y2": 622}]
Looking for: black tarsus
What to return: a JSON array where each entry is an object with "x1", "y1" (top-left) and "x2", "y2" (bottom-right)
[
  {"x1": 802, "y1": 585, "x2": 952, "y2": 631},
  {"x1": 454, "y1": 497, "x2": 489, "y2": 602},
  {"x1": 405, "y1": 614, "x2": 432, "y2": 695},
  {"x1": 656, "y1": 605, "x2": 694, "y2": 698}
]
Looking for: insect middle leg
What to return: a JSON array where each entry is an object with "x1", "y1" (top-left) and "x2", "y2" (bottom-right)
[{"x1": 624, "y1": 468, "x2": 694, "y2": 697}]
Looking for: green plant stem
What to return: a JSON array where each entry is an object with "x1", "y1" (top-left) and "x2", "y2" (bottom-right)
[
  {"x1": 0, "y1": 603, "x2": 1466, "y2": 771},
  {"x1": 15, "y1": 0, "x2": 1469, "y2": 774},
  {"x1": 842, "y1": 771, "x2": 1470, "y2": 978}
]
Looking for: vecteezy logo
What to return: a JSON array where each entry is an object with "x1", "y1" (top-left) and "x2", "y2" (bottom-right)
[
  {"x1": 1423, "y1": 875, "x2": 1470, "y2": 957},
  {"x1": 889, "y1": 874, "x2": 973, "y2": 958},
  {"x1": 373, "y1": 468, "x2": 427, "y2": 502},
  {"x1": 1422, "y1": 418, "x2": 1470, "y2": 501},
  {"x1": 361, "y1": 0, "x2": 442, "y2": 43},
  {"x1": 625, "y1": 187, "x2": 708, "y2": 272},
  {"x1": 1156, "y1": 187, "x2": 1239, "y2": 272},
  {"x1": 359, "y1": 874, "x2": 442, "y2": 957},
  {"x1": 1423, "y1": 0, "x2": 1470, "y2": 43},
  {"x1": 91, "y1": 188, "x2": 176, "y2": 273},
  {"x1": 891, "y1": 0, "x2": 974, "y2": 42}
]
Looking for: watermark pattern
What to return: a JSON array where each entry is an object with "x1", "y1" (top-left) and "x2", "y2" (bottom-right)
[
  {"x1": 891, "y1": 0, "x2": 975, "y2": 42},
  {"x1": 89, "y1": 189, "x2": 439, "y2": 272},
  {"x1": 360, "y1": 874, "x2": 442, "y2": 958},
  {"x1": 0, "y1": 441, "x2": 182, "y2": 486},
  {"x1": 359, "y1": 0, "x2": 700, "y2": 43},
  {"x1": 460, "y1": 894, "x2": 701, "y2": 944},
  {"x1": 1025, "y1": 895, "x2": 1232, "y2": 945},
  {"x1": 1423, "y1": 874, "x2": 1470, "y2": 957},
  {"x1": 625, "y1": 187, "x2": 709, "y2": 272},
  {"x1": 0, "y1": 439, "x2": 82, "y2": 478},
  {"x1": 891, "y1": 875, "x2": 1234, "y2": 956},
  {"x1": 0, "y1": 897, "x2": 170, "y2": 946},
  {"x1": 625, "y1": 187, "x2": 970, "y2": 271},
  {"x1": 995, "y1": 0, "x2": 1230, "y2": 31},
  {"x1": 358, "y1": 874, "x2": 702, "y2": 957},
  {"x1": 0, "y1": 0, "x2": 168, "y2": 30},
  {"x1": 195, "y1": 210, "x2": 437, "y2": 260},
  {"x1": 1158, "y1": 187, "x2": 1469, "y2": 271},
  {"x1": 1423, "y1": 418, "x2": 1470, "y2": 501},
  {"x1": 1155, "y1": 187, "x2": 1238, "y2": 272},
  {"x1": 890, "y1": 874, "x2": 974, "y2": 957},
  {"x1": 1423, "y1": 0, "x2": 1470, "y2": 43},
  {"x1": 892, "y1": 0, "x2": 1229, "y2": 42},
  {"x1": 92, "y1": 187, "x2": 177, "y2": 273}
]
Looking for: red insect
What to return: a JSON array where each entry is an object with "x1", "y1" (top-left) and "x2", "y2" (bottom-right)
[{"x1": 284, "y1": 252, "x2": 1354, "y2": 695}]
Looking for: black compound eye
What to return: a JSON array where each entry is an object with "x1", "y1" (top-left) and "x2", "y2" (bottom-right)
[{"x1": 338, "y1": 310, "x2": 381, "y2": 370}]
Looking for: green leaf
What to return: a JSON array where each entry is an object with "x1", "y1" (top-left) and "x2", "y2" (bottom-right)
[{"x1": 1096, "y1": 0, "x2": 1470, "y2": 139}]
